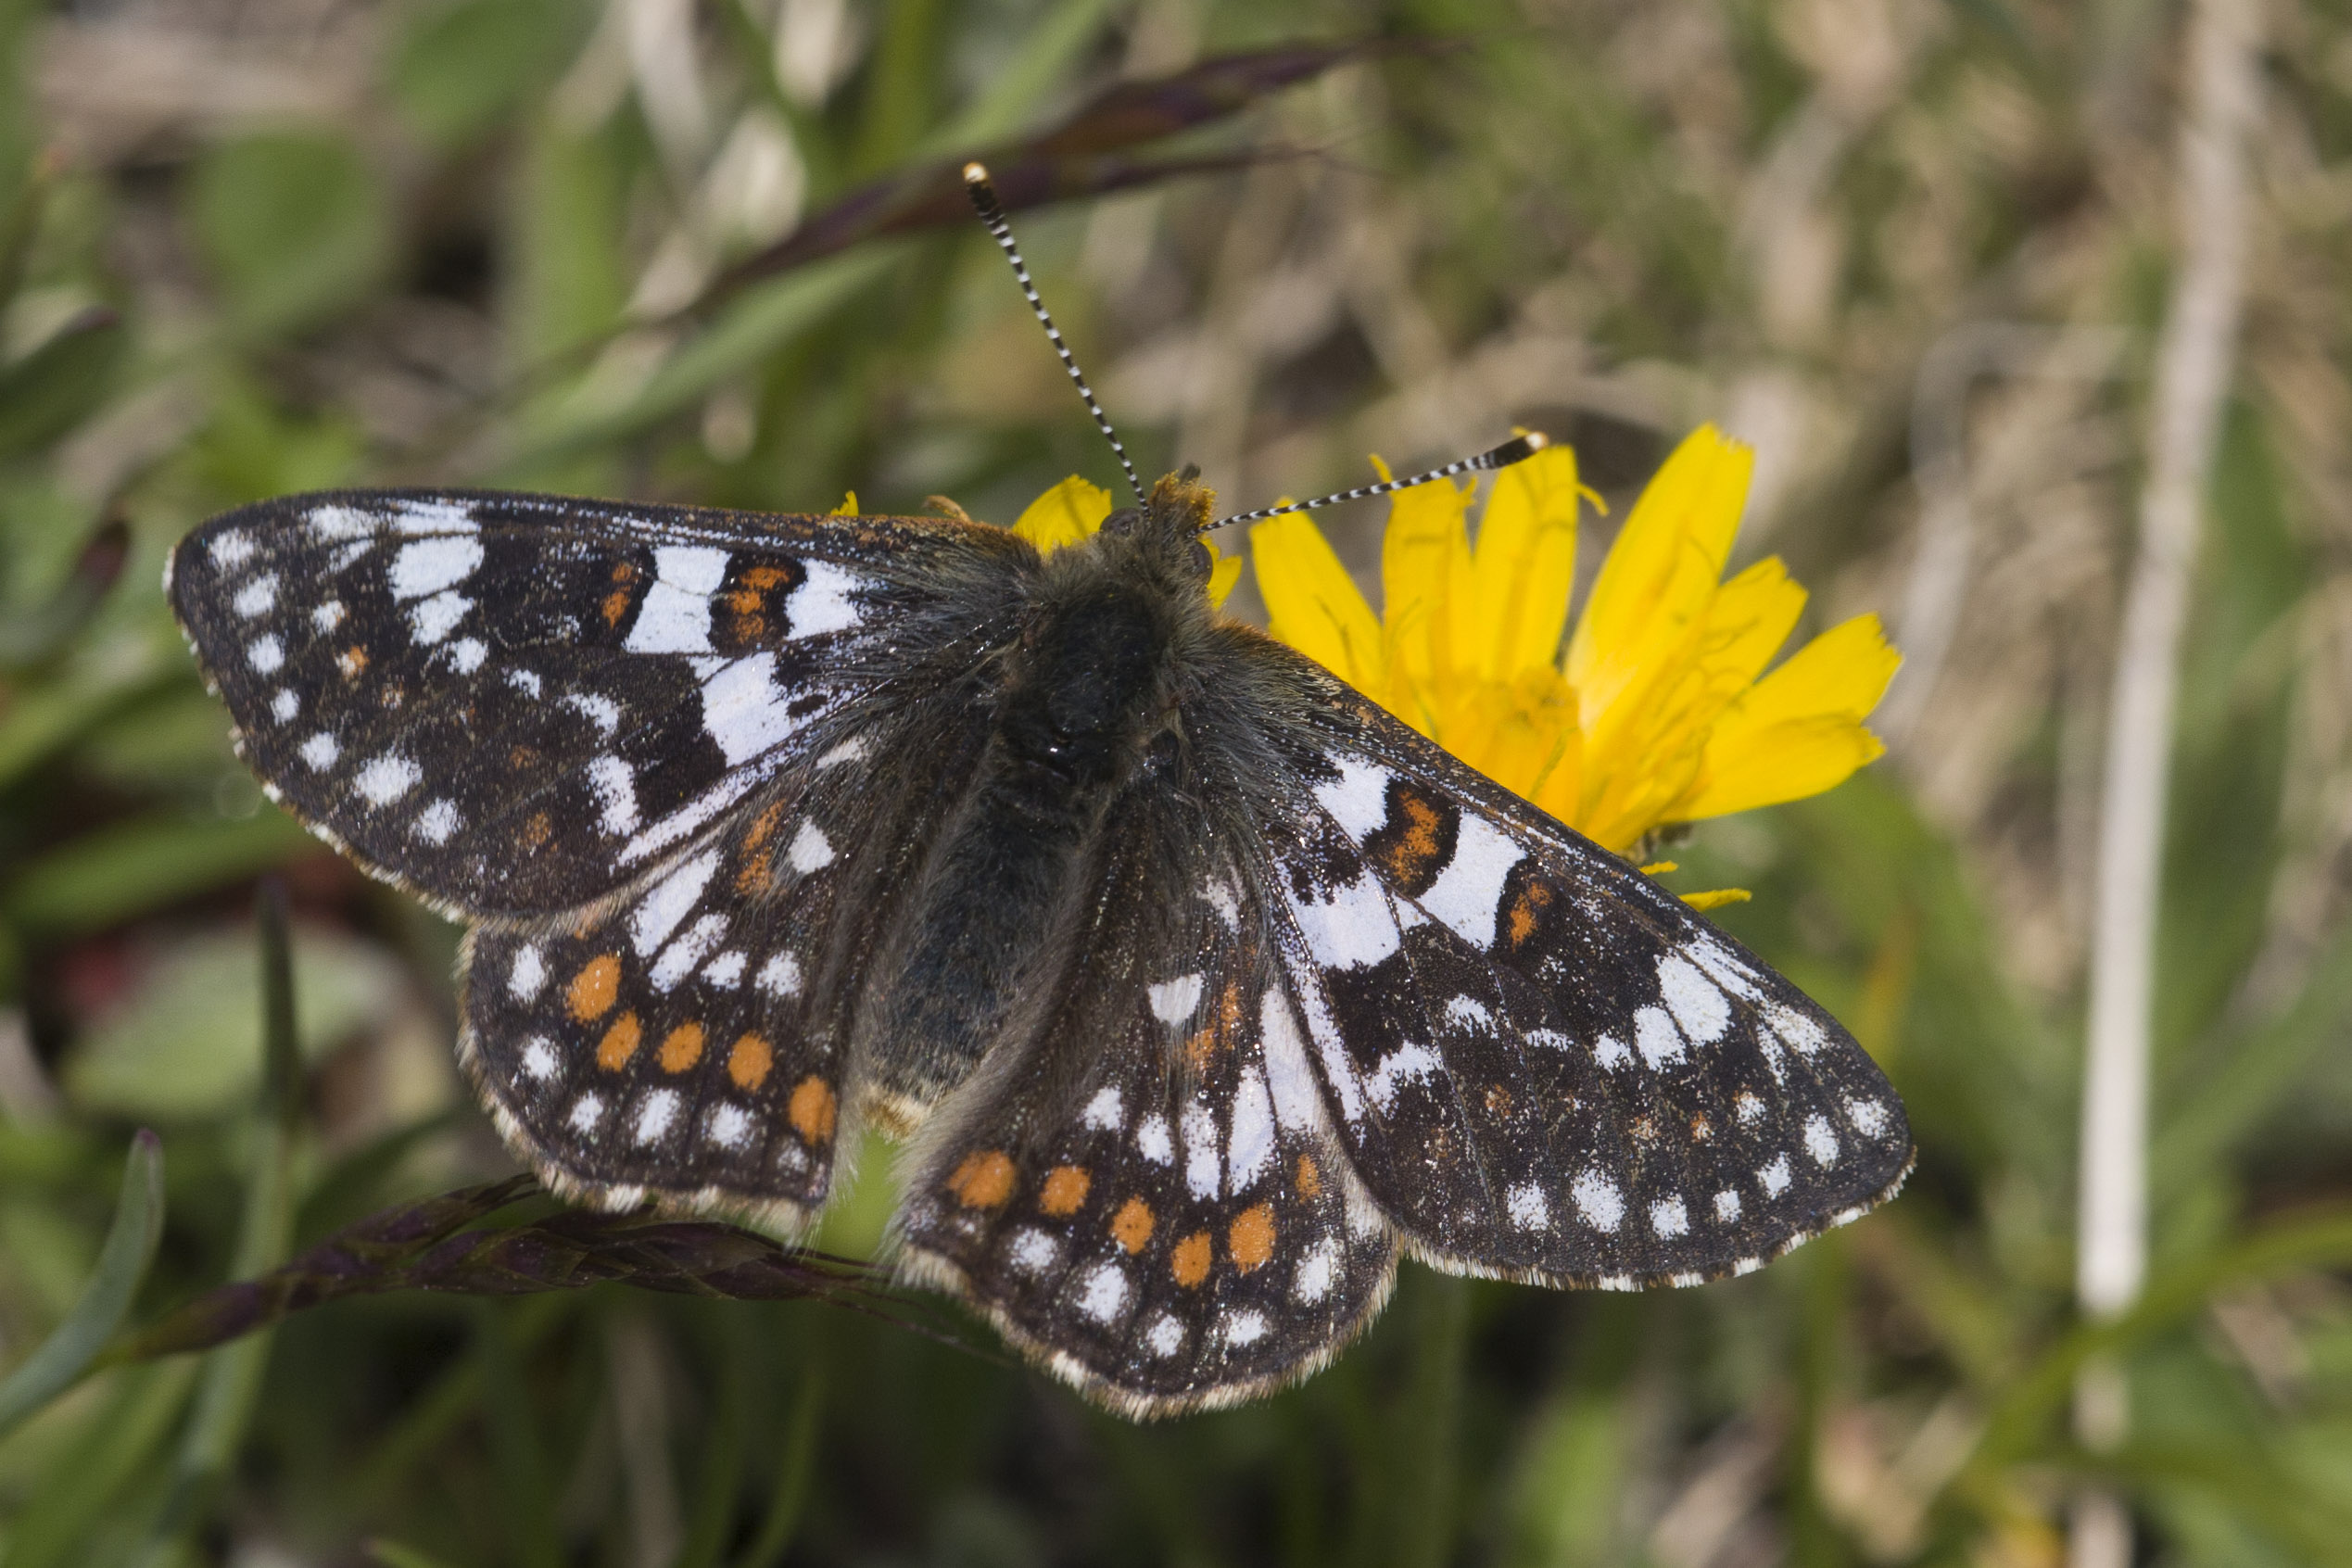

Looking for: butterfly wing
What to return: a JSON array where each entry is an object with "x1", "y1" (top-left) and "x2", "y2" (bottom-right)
[
  {"x1": 168, "y1": 489, "x2": 1023, "y2": 918},
  {"x1": 894, "y1": 738, "x2": 1399, "y2": 1416},
  {"x1": 1244, "y1": 641, "x2": 1911, "y2": 1286},
  {"x1": 461, "y1": 677, "x2": 997, "y2": 1223}
]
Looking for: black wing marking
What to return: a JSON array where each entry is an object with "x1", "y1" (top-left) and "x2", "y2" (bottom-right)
[
  {"x1": 894, "y1": 759, "x2": 1397, "y2": 1416},
  {"x1": 167, "y1": 489, "x2": 1024, "y2": 918},
  {"x1": 462, "y1": 680, "x2": 998, "y2": 1224},
  {"x1": 1243, "y1": 644, "x2": 1912, "y2": 1287}
]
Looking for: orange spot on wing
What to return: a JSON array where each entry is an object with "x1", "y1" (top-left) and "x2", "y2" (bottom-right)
[
  {"x1": 947, "y1": 1149, "x2": 1016, "y2": 1208},
  {"x1": 788, "y1": 1076, "x2": 837, "y2": 1144},
  {"x1": 1507, "y1": 879, "x2": 1554, "y2": 948},
  {"x1": 1229, "y1": 1203, "x2": 1276, "y2": 1272},
  {"x1": 1040, "y1": 1166, "x2": 1091, "y2": 1215},
  {"x1": 1381, "y1": 790, "x2": 1447, "y2": 882},
  {"x1": 522, "y1": 812, "x2": 552, "y2": 850},
  {"x1": 1111, "y1": 1196, "x2": 1155, "y2": 1253},
  {"x1": 743, "y1": 803, "x2": 787, "y2": 850},
  {"x1": 1184, "y1": 980, "x2": 1246, "y2": 1070},
  {"x1": 1171, "y1": 1231, "x2": 1212, "y2": 1287},
  {"x1": 338, "y1": 646, "x2": 368, "y2": 679},
  {"x1": 740, "y1": 564, "x2": 789, "y2": 590},
  {"x1": 596, "y1": 1011, "x2": 642, "y2": 1070},
  {"x1": 735, "y1": 852, "x2": 772, "y2": 895},
  {"x1": 657, "y1": 1021, "x2": 704, "y2": 1072},
  {"x1": 601, "y1": 588, "x2": 632, "y2": 626},
  {"x1": 1296, "y1": 1153, "x2": 1322, "y2": 1199},
  {"x1": 567, "y1": 955, "x2": 621, "y2": 1021},
  {"x1": 727, "y1": 1032, "x2": 772, "y2": 1090}
]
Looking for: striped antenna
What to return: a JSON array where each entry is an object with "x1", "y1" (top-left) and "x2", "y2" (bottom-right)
[
  {"x1": 1208, "y1": 433, "x2": 1550, "y2": 532},
  {"x1": 964, "y1": 162, "x2": 1144, "y2": 503}
]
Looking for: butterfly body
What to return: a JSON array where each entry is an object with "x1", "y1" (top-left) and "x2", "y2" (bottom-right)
[{"x1": 169, "y1": 476, "x2": 1911, "y2": 1416}]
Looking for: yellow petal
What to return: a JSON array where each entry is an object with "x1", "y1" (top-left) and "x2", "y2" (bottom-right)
[
  {"x1": 1677, "y1": 614, "x2": 1901, "y2": 819},
  {"x1": 1012, "y1": 475, "x2": 1113, "y2": 554},
  {"x1": 1376, "y1": 459, "x2": 1474, "y2": 697},
  {"x1": 1250, "y1": 513, "x2": 1386, "y2": 689},
  {"x1": 1206, "y1": 542, "x2": 1244, "y2": 607},
  {"x1": 1695, "y1": 557, "x2": 1807, "y2": 690},
  {"x1": 1566, "y1": 425, "x2": 1753, "y2": 725},
  {"x1": 1465, "y1": 442, "x2": 1582, "y2": 681},
  {"x1": 831, "y1": 492, "x2": 859, "y2": 516},
  {"x1": 1681, "y1": 889, "x2": 1752, "y2": 911}
]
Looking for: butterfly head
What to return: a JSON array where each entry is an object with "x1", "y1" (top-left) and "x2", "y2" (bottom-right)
[{"x1": 1095, "y1": 466, "x2": 1220, "y2": 595}]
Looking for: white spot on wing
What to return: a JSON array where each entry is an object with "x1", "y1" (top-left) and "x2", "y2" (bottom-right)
[
  {"x1": 1294, "y1": 980, "x2": 1364, "y2": 1121},
  {"x1": 1182, "y1": 1099, "x2": 1220, "y2": 1199},
  {"x1": 1593, "y1": 1032, "x2": 1631, "y2": 1070},
  {"x1": 1845, "y1": 1096, "x2": 1890, "y2": 1137},
  {"x1": 409, "y1": 589, "x2": 471, "y2": 643},
  {"x1": 1650, "y1": 1196, "x2": 1689, "y2": 1237},
  {"x1": 787, "y1": 820, "x2": 833, "y2": 873},
  {"x1": 414, "y1": 798, "x2": 460, "y2": 844},
  {"x1": 569, "y1": 1093, "x2": 604, "y2": 1132},
  {"x1": 313, "y1": 600, "x2": 346, "y2": 632},
  {"x1": 1634, "y1": 1006, "x2": 1686, "y2": 1069},
  {"x1": 1220, "y1": 1309, "x2": 1268, "y2": 1347},
  {"x1": 625, "y1": 546, "x2": 728, "y2": 654},
  {"x1": 1508, "y1": 1182, "x2": 1549, "y2": 1230},
  {"x1": 1759, "y1": 1154, "x2": 1792, "y2": 1195},
  {"x1": 816, "y1": 736, "x2": 866, "y2": 768},
  {"x1": 1714, "y1": 1189, "x2": 1741, "y2": 1222},
  {"x1": 1081, "y1": 1087, "x2": 1123, "y2": 1131},
  {"x1": 588, "y1": 755, "x2": 639, "y2": 835},
  {"x1": 271, "y1": 689, "x2": 298, "y2": 724},
  {"x1": 209, "y1": 529, "x2": 257, "y2": 567},
  {"x1": 1572, "y1": 1169, "x2": 1625, "y2": 1232},
  {"x1": 247, "y1": 635, "x2": 285, "y2": 674},
  {"x1": 564, "y1": 692, "x2": 621, "y2": 737},
  {"x1": 1136, "y1": 1114, "x2": 1172, "y2": 1166},
  {"x1": 1313, "y1": 752, "x2": 1392, "y2": 837},
  {"x1": 356, "y1": 752, "x2": 421, "y2": 805},
  {"x1": 1735, "y1": 1091, "x2": 1765, "y2": 1125},
  {"x1": 306, "y1": 506, "x2": 372, "y2": 543},
  {"x1": 1145, "y1": 1314, "x2": 1184, "y2": 1358},
  {"x1": 1769, "y1": 1005, "x2": 1828, "y2": 1056},
  {"x1": 388, "y1": 537, "x2": 484, "y2": 600},
  {"x1": 651, "y1": 912, "x2": 729, "y2": 991},
  {"x1": 1287, "y1": 871, "x2": 1400, "y2": 969},
  {"x1": 299, "y1": 732, "x2": 339, "y2": 770},
  {"x1": 232, "y1": 573, "x2": 278, "y2": 618},
  {"x1": 1259, "y1": 989, "x2": 1321, "y2": 1132},
  {"x1": 1804, "y1": 1114, "x2": 1840, "y2": 1166},
  {"x1": 634, "y1": 1090, "x2": 681, "y2": 1144},
  {"x1": 707, "y1": 1103, "x2": 752, "y2": 1148},
  {"x1": 703, "y1": 951, "x2": 746, "y2": 987},
  {"x1": 1147, "y1": 973, "x2": 1203, "y2": 1024},
  {"x1": 700, "y1": 653, "x2": 805, "y2": 765},
  {"x1": 787, "y1": 561, "x2": 865, "y2": 638},
  {"x1": 1445, "y1": 995, "x2": 1493, "y2": 1031},
  {"x1": 1656, "y1": 954, "x2": 1731, "y2": 1044},
  {"x1": 1007, "y1": 1228, "x2": 1057, "y2": 1275},
  {"x1": 509, "y1": 945, "x2": 547, "y2": 1001},
  {"x1": 519, "y1": 1037, "x2": 558, "y2": 1080},
  {"x1": 630, "y1": 848, "x2": 720, "y2": 956},
  {"x1": 1417, "y1": 813, "x2": 1521, "y2": 947},
  {"x1": 1078, "y1": 1262, "x2": 1131, "y2": 1323},
  {"x1": 1294, "y1": 1238, "x2": 1340, "y2": 1302},
  {"x1": 757, "y1": 952, "x2": 802, "y2": 997},
  {"x1": 448, "y1": 637, "x2": 487, "y2": 674},
  {"x1": 1202, "y1": 876, "x2": 1241, "y2": 929},
  {"x1": 1226, "y1": 1069, "x2": 1274, "y2": 1194}
]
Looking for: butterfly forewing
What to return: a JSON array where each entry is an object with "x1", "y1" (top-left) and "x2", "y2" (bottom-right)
[
  {"x1": 168, "y1": 491, "x2": 1018, "y2": 918},
  {"x1": 897, "y1": 759, "x2": 1398, "y2": 1415},
  {"x1": 1251, "y1": 664, "x2": 1912, "y2": 1285}
]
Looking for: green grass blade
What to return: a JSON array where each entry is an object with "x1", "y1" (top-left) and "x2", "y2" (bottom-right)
[{"x1": 0, "y1": 1129, "x2": 165, "y2": 1439}]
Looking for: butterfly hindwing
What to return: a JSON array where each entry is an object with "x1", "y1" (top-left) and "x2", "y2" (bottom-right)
[
  {"x1": 462, "y1": 675, "x2": 1003, "y2": 1221},
  {"x1": 895, "y1": 758, "x2": 1398, "y2": 1415},
  {"x1": 167, "y1": 490, "x2": 1023, "y2": 918},
  {"x1": 1250, "y1": 662, "x2": 1912, "y2": 1286}
]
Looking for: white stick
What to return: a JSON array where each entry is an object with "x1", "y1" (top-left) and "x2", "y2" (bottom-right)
[{"x1": 2073, "y1": 0, "x2": 2261, "y2": 1562}]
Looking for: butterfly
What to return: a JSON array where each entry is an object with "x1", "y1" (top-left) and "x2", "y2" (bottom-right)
[{"x1": 167, "y1": 456, "x2": 1912, "y2": 1415}]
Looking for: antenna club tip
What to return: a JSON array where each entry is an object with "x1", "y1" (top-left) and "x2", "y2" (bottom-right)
[
  {"x1": 1521, "y1": 430, "x2": 1550, "y2": 452},
  {"x1": 962, "y1": 161, "x2": 991, "y2": 184}
]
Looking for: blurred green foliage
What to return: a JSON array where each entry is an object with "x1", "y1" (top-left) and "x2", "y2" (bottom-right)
[{"x1": 3, "y1": 0, "x2": 2352, "y2": 1564}]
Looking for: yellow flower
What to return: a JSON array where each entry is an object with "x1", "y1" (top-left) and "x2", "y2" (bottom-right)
[
  {"x1": 1247, "y1": 424, "x2": 1899, "y2": 863},
  {"x1": 1010, "y1": 475, "x2": 1245, "y2": 606}
]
